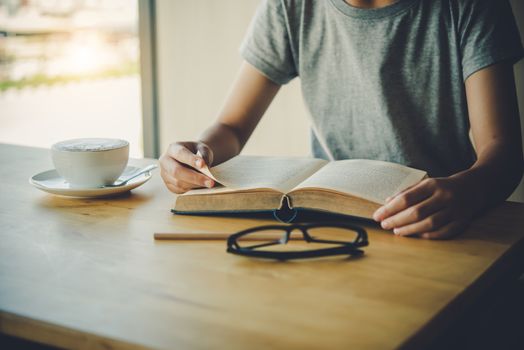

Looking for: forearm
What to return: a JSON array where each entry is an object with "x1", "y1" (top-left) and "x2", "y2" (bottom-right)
[
  {"x1": 197, "y1": 61, "x2": 281, "y2": 166},
  {"x1": 197, "y1": 122, "x2": 243, "y2": 165},
  {"x1": 452, "y1": 141, "x2": 524, "y2": 211},
  {"x1": 458, "y1": 62, "x2": 524, "y2": 212}
]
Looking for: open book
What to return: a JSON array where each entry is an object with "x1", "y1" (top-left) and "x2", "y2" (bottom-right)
[{"x1": 172, "y1": 156, "x2": 427, "y2": 220}]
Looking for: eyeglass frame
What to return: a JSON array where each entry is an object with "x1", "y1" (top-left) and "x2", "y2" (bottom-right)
[{"x1": 226, "y1": 222, "x2": 368, "y2": 260}]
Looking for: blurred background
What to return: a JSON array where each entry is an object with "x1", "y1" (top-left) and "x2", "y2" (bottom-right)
[
  {"x1": 0, "y1": 0, "x2": 142, "y2": 156},
  {"x1": 0, "y1": 0, "x2": 523, "y2": 201}
]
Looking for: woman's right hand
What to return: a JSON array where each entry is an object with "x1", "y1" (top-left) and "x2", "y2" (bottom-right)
[{"x1": 159, "y1": 141, "x2": 215, "y2": 194}]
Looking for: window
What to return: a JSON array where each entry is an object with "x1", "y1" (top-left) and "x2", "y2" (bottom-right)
[{"x1": 0, "y1": 0, "x2": 143, "y2": 157}]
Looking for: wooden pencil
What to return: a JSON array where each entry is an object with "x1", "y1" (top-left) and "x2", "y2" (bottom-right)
[{"x1": 154, "y1": 232, "x2": 301, "y2": 241}]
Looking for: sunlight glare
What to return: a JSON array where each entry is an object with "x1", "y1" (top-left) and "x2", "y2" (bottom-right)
[{"x1": 56, "y1": 32, "x2": 118, "y2": 76}]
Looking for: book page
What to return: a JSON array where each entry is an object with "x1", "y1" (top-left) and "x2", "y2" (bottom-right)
[
  {"x1": 201, "y1": 155, "x2": 328, "y2": 193},
  {"x1": 291, "y1": 159, "x2": 427, "y2": 204}
]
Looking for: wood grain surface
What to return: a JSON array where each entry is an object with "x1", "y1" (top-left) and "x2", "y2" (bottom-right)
[{"x1": 1, "y1": 143, "x2": 523, "y2": 350}]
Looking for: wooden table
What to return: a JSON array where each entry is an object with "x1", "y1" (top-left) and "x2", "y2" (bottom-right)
[{"x1": 1, "y1": 143, "x2": 523, "y2": 350}]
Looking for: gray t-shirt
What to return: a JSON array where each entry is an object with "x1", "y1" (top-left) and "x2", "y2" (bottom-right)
[{"x1": 240, "y1": 0, "x2": 524, "y2": 176}]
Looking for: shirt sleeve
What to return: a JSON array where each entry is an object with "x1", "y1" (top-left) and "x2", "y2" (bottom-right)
[
  {"x1": 239, "y1": 0, "x2": 298, "y2": 85},
  {"x1": 457, "y1": 0, "x2": 524, "y2": 81}
]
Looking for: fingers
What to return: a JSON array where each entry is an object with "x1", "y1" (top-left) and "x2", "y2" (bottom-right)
[
  {"x1": 161, "y1": 164, "x2": 213, "y2": 194},
  {"x1": 164, "y1": 177, "x2": 194, "y2": 194},
  {"x1": 160, "y1": 164, "x2": 189, "y2": 194},
  {"x1": 395, "y1": 219, "x2": 468, "y2": 240},
  {"x1": 419, "y1": 220, "x2": 469, "y2": 240},
  {"x1": 196, "y1": 142, "x2": 214, "y2": 167},
  {"x1": 379, "y1": 195, "x2": 447, "y2": 230},
  {"x1": 373, "y1": 178, "x2": 437, "y2": 222},
  {"x1": 373, "y1": 177, "x2": 472, "y2": 240},
  {"x1": 167, "y1": 143, "x2": 206, "y2": 170},
  {"x1": 390, "y1": 209, "x2": 451, "y2": 236},
  {"x1": 160, "y1": 142, "x2": 216, "y2": 194},
  {"x1": 175, "y1": 165, "x2": 214, "y2": 188}
]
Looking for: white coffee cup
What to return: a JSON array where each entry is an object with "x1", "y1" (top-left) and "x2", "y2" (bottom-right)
[{"x1": 51, "y1": 138, "x2": 129, "y2": 188}]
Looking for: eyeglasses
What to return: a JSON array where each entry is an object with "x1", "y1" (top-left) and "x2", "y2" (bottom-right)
[{"x1": 226, "y1": 222, "x2": 368, "y2": 260}]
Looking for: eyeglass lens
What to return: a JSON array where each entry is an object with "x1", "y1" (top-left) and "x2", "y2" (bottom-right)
[{"x1": 235, "y1": 226, "x2": 361, "y2": 252}]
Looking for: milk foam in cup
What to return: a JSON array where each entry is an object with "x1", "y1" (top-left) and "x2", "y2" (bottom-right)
[{"x1": 51, "y1": 138, "x2": 129, "y2": 188}]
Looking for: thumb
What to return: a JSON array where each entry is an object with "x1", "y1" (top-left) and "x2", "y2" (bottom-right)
[{"x1": 196, "y1": 142, "x2": 214, "y2": 167}]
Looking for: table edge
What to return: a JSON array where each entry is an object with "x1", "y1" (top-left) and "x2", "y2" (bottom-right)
[
  {"x1": 0, "y1": 311, "x2": 152, "y2": 350},
  {"x1": 399, "y1": 234, "x2": 524, "y2": 349}
]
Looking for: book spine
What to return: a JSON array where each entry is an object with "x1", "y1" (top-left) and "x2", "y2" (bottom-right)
[{"x1": 273, "y1": 195, "x2": 298, "y2": 223}]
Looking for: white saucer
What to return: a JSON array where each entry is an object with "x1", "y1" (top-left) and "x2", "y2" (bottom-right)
[{"x1": 30, "y1": 166, "x2": 153, "y2": 198}]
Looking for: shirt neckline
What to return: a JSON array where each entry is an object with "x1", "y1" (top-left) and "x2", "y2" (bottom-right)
[{"x1": 329, "y1": 0, "x2": 418, "y2": 19}]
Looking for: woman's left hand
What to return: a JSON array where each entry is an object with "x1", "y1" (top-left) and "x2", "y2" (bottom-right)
[{"x1": 372, "y1": 176, "x2": 483, "y2": 240}]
